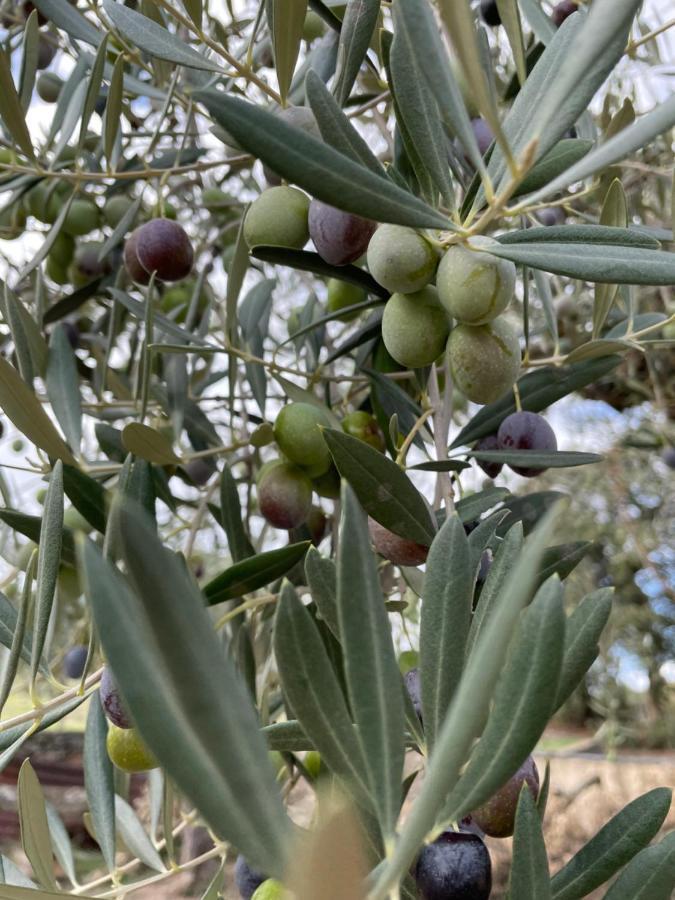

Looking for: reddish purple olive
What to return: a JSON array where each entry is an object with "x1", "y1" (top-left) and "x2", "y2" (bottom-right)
[
  {"x1": 497, "y1": 410, "x2": 557, "y2": 477},
  {"x1": 474, "y1": 434, "x2": 503, "y2": 479},
  {"x1": 125, "y1": 219, "x2": 194, "y2": 284},
  {"x1": 369, "y1": 518, "x2": 429, "y2": 567},
  {"x1": 100, "y1": 666, "x2": 133, "y2": 729},
  {"x1": 415, "y1": 830, "x2": 492, "y2": 900},
  {"x1": 257, "y1": 461, "x2": 312, "y2": 530},
  {"x1": 472, "y1": 755, "x2": 540, "y2": 838},
  {"x1": 537, "y1": 207, "x2": 566, "y2": 227},
  {"x1": 308, "y1": 200, "x2": 376, "y2": 266},
  {"x1": 124, "y1": 227, "x2": 151, "y2": 285},
  {"x1": 552, "y1": 0, "x2": 577, "y2": 26}
]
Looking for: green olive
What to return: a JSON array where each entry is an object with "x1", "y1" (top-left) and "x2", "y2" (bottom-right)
[
  {"x1": 106, "y1": 725, "x2": 158, "y2": 773},
  {"x1": 244, "y1": 186, "x2": 310, "y2": 250},
  {"x1": 326, "y1": 278, "x2": 366, "y2": 320},
  {"x1": 274, "y1": 402, "x2": 332, "y2": 474},
  {"x1": 446, "y1": 317, "x2": 521, "y2": 405},
  {"x1": 437, "y1": 244, "x2": 515, "y2": 325},
  {"x1": 367, "y1": 224, "x2": 437, "y2": 294},
  {"x1": 381, "y1": 286, "x2": 450, "y2": 368}
]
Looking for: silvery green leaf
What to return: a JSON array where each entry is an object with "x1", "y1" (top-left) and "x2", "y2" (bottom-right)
[
  {"x1": 84, "y1": 698, "x2": 116, "y2": 872},
  {"x1": 103, "y1": 0, "x2": 223, "y2": 72},
  {"x1": 507, "y1": 788, "x2": 551, "y2": 900}
]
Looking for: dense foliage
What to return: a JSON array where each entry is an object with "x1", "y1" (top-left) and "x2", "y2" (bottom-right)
[{"x1": 0, "y1": 0, "x2": 673, "y2": 898}]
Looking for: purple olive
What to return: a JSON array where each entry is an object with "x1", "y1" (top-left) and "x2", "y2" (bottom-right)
[
  {"x1": 552, "y1": 0, "x2": 577, "y2": 26},
  {"x1": 474, "y1": 434, "x2": 503, "y2": 479},
  {"x1": 368, "y1": 519, "x2": 429, "y2": 567},
  {"x1": 415, "y1": 830, "x2": 492, "y2": 900},
  {"x1": 472, "y1": 755, "x2": 540, "y2": 838},
  {"x1": 63, "y1": 645, "x2": 88, "y2": 679},
  {"x1": 100, "y1": 666, "x2": 132, "y2": 729},
  {"x1": 308, "y1": 200, "x2": 376, "y2": 266},
  {"x1": 497, "y1": 410, "x2": 557, "y2": 477}
]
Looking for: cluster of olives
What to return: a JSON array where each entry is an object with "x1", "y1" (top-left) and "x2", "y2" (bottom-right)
[
  {"x1": 257, "y1": 403, "x2": 383, "y2": 531},
  {"x1": 100, "y1": 667, "x2": 158, "y2": 773},
  {"x1": 374, "y1": 230, "x2": 521, "y2": 406},
  {"x1": 243, "y1": 184, "x2": 521, "y2": 407},
  {"x1": 475, "y1": 410, "x2": 558, "y2": 479}
]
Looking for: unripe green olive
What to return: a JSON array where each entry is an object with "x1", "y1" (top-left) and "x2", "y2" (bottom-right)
[
  {"x1": 49, "y1": 231, "x2": 75, "y2": 268},
  {"x1": 302, "y1": 10, "x2": 326, "y2": 41},
  {"x1": 103, "y1": 194, "x2": 134, "y2": 229},
  {"x1": 382, "y1": 286, "x2": 450, "y2": 369},
  {"x1": 274, "y1": 402, "x2": 332, "y2": 474},
  {"x1": 342, "y1": 411, "x2": 384, "y2": 452},
  {"x1": 106, "y1": 725, "x2": 158, "y2": 772},
  {"x1": 46, "y1": 255, "x2": 69, "y2": 285},
  {"x1": 244, "y1": 186, "x2": 310, "y2": 250},
  {"x1": 36, "y1": 71, "x2": 63, "y2": 103},
  {"x1": 62, "y1": 197, "x2": 100, "y2": 237},
  {"x1": 367, "y1": 224, "x2": 437, "y2": 294},
  {"x1": 312, "y1": 465, "x2": 341, "y2": 500},
  {"x1": 202, "y1": 187, "x2": 237, "y2": 217},
  {"x1": 0, "y1": 203, "x2": 26, "y2": 239},
  {"x1": 437, "y1": 244, "x2": 516, "y2": 325},
  {"x1": 160, "y1": 281, "x2": 209, "y2": 323},
  {"x1": 25, "y1": 182, "x2": 65, "y2": 224},
  {"x1": 251, "y1": 880, "x2": 286, "y2": 900},
  {"x1": 326, "y1": 278, "x2": 366, "y2": 320},
  {"x1": 446, "y1": 317, "x2": 521, "y2": 405},
  {"x1": 304, "y1": 750, "x2": 322, "y2": 779}
]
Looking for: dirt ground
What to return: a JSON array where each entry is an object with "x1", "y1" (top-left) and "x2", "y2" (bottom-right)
[{"x1": 126, "y1": 751, "x2": 675, "y2": 898}]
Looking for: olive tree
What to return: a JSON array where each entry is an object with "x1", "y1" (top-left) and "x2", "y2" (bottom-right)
[{"x1": 0, "y1": 0, "x2": 673, "y2": 898}]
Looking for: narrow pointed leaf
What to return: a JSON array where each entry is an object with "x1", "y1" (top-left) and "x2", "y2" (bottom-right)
[
  {"x1": 420, "y1": 516, "x2": 473, "y2": 751},
  {"x1": 323, "y1": 429, "x2": 436, "y2": 545},
  {"x1": 84, "y1": 698, "x2": 116, "y2": 872},
  {"x1": 268, "y1": 0, "x2": 306, "y2": 103},
  {"x1": 602, "y1": 831, "x2": 675, "y2": 900},
  {"x1": 390, "y1": 7, "x2": 455, "y2": 206},
  {"x1": 550, "y1": 788, "x2": 673, "y2": 900},
  {"x1": 333, "y1": 0, "x2": 380, "y2": 107},
  {"x1": 0, "y1": 50, "x2": 35, "y2": 161},
  {"x1": 31, "y1": 462, "x2": 63, "y2": 683},
  {"x1": 555, "y1": 588, "x2": 612, "y2": 712},
  {"x1": 195, "y1": 91, "x2": 450, "y2": 229},
  {"x1": 17, "y1": 761, "x2": 57, "y2": 890},
  {"x1": 114, "y1": 795, "x2": 165, "y2": 874},
  {"x1": 103, "y1": 0, "x2": 222, "y2": 72},
  {"x1": 46, "y1": 325, "x2": 82, "y2": 454},
  {"x1": 305, "y1": 547, "x2": 339, "y2": 640},
  {"x1": 507, "y1": 788, "x2": 551, "y2": 900},
  {"x1": 337, "y1": 485, "x2": 405, "y2": 838},
  {"x1": 33, "y1": 0, "x2": 102, "y2": 45},
  {"x1": 204, "y1": 542, "x2": 311, "y2": 606},
  {"x1": 274, "y1": 582, "x2": 370, "y2": 803},
  {"x1": 218, "y1": 464, "x2": 255, "y2": 563},
  {"x1": 0, "y1": 357, "x2": 76, "y2": 465},
  {"x1": 251, "y1": 247, "x2": 387, "y2": 298},
  {"x1": 444, "y1": 577, "x2": 565, "y2": 821},
  {"x1": 121, "y1": 423, "x2": 181, "y2": 465},
  {"x1": 306, "y1": 70, "x2": 384, "y2": 176},
  {"x1": 593, "y1": 180, "x2": 627, "y2": 337},
  {"x1": 44, "y1": 803, "x2": 77, "y2": 888},
  {"x1": 79, "y1": 506, "x2": 290, "y2": 877},
  {"x1": 470, "y1": 450, "x2": 602, "y2": 469}
]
